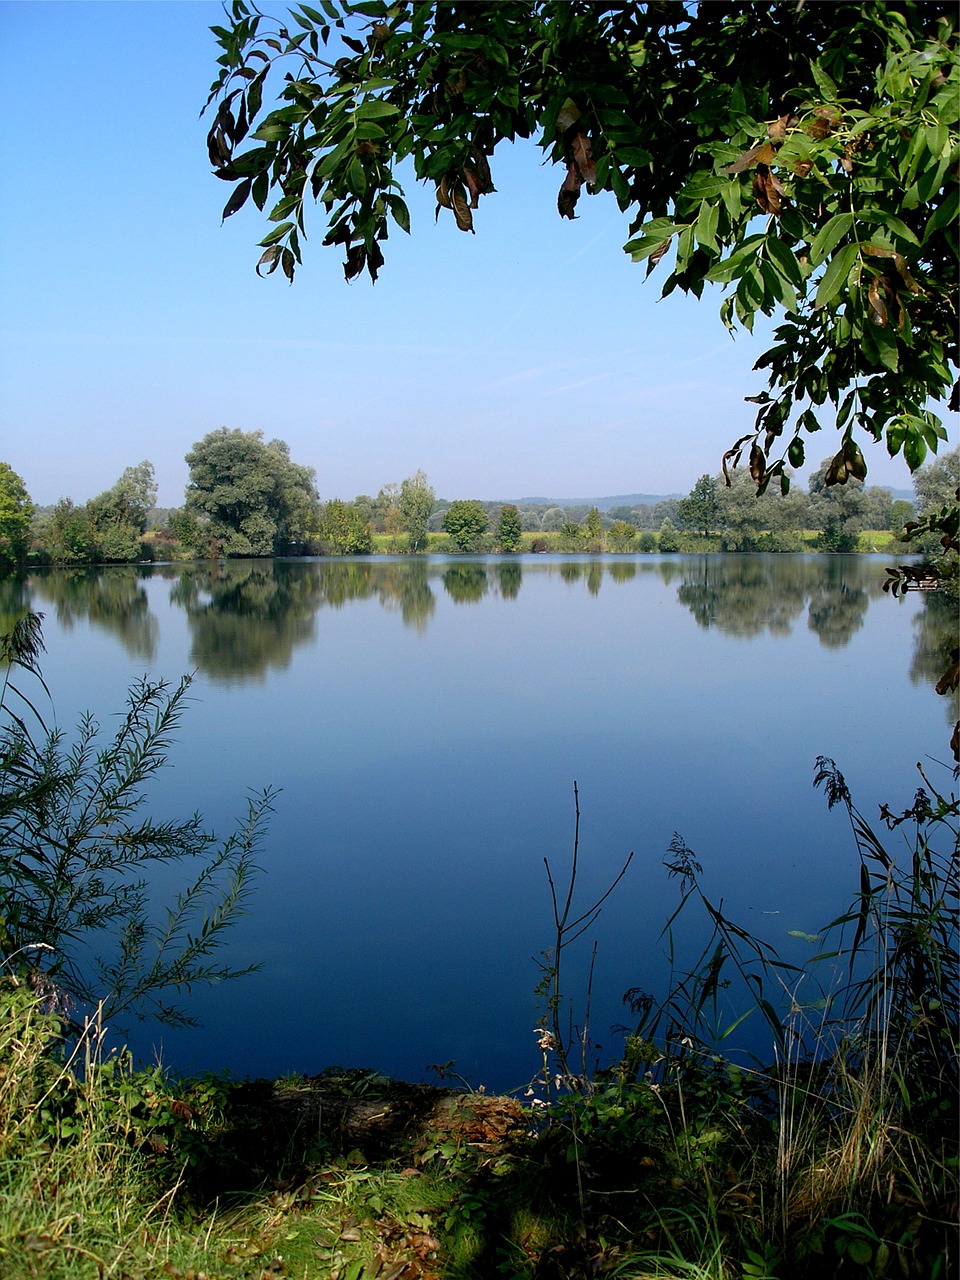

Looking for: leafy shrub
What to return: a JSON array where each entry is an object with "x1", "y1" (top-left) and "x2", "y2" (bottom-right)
[{"x1": 0, "y1": 612, "x2": 272, "y2": 1030}]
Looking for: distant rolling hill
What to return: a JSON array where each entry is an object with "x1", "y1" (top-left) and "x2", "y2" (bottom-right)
[
  {"x1": 505, "y1": 493, "x2": 681, "y2": 511},
  {"x1": 505, "y1": 486, "x2": 914, "y2": 509}
]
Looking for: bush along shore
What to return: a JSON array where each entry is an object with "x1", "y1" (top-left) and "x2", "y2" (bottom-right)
[
  {"x1": 1, "y1": 762, "x2": 956, "y2": 1280},
  {"x1": 0, "y1": 613, "x2": 956, "y2": 1279},
  {"x1": 5, "y1": 446, "x2": 956, "y2": 570}
]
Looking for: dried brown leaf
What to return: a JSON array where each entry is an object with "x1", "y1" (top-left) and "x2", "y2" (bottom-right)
[
  {"x1": 807, "y1": 105, "x2": 841, "y2": 139},
  {"x1": 825, "y1": 450, "x2": 848, "y2": 485},
  {"x1": 722, "y1": 433, "x2": 753, "y2": 485},
  {"x1": 892, "y1": 252, "x2": 921, "y2": 294},
  {"x1": 749, "y1": 443, "x2": 767, "y2": 484},
  {"x1": 571, "y1": 129, "x2": 597, "y2": 184},
  {"x1": 256, "y1": 245, "x2": 281, "y2": 276},
  {"x1": 867, "y1": 278, "x2": 888, "y2": 327},
  {"x1": 469, "y1": 149, "x2": 493, "y2": 192},
  {"x1": 344, "y1": 244, "x2": 366, "y2": 281},
  {"x1": 558, "y1": 161, "x2": 582, "y2": 219},
  {"x1": 462, "y1": 166, "x2": 481, "y2": 208},
  {"x1": 451, "y1": 185, "x2": 474, "y2": 232},
  {"x1": 767, "y1": 113, "x2": 797, "y2": 141},
  {"x1": 721, "y1": 141, "x2": 775, "y2": 175},
  {"x1": 752, "y1": 163, "x2": 784, "y2": 214}
]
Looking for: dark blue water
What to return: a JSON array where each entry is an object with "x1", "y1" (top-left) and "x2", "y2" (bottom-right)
[{"x1": 7, "y1": 555, "x2": 952, "y2": 1090}]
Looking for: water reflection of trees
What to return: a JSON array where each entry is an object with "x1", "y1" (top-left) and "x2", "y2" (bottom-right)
[
  {"x1": 0, "y1": 575, "x2": 32, "y2": 642},
  {"x1": 16, "y1": 559, "x2": 946, "y2": 698},
  {"x1": 171, "y1": 560, "x2": 321, "y2": 680},
  {"x1": 674, "y1": 556, "x2": 877, "y2": 646},
  {"x1": 495, "y1": 561, "x2": 522, "y2": 600},
  {"x1": 805, "y1": 558, "x2": 869, "y2": 648},
  {"x1": 27, "y1": 567, "x2": 158, "y2": 659},
  {"x1": 909, "y1": 591, "x2": 960, "y2": 722},
  {"x1": 442, "y1": 563, "x2": 488, "y2": 604}
]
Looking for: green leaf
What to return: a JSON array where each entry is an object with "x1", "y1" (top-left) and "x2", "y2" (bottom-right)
[
  {"x1": 867, "y1": 209, "x2": 920, "y2": 245},
  {"x1": 865, "y1": 320, "x2": 899, "y2": 373},
  {"x1": 760, "y1": 259, "x2": 798, "y2": 313},
  {"x1": 706, "y1": 236, "x2": 768, "y2": 286},
  {"x1": 252, "y1": 122, "x2": 289, "y2": 142},
  {"x1": 814, "y1": 242, "x2": 859, "y2": 309},
  {"x1": 847, "y1": 1239, "x2": 874, "y2": 1266},
  {"x1": 923, "y1": 183, "x2": 958, "y2": 237},
  {"x1": 346, "y1": 155, "x2": 367, "y2": 196},
  {"x1": 356, "y1": 99, "x2": 400, "y2": 119},
  {"x1": 764, "y1": 235, "x2": 804, "y2": 288},
  {"x1": 695, "y1": 200, "x2": 720, "y2": 252},
  {"x1": 808, "y1": 212, "x2": 854, "y2": 267},
  {"x1": 809, "y1": 59, "x2": 838, "y2": 101},
  {"x1": 903, "y1": 431, "x2": 927, "y2": 471},
  {"x1": 268, "y1": 194, "x2": 301, "y2": 221},
  {"x1": 627, "y1": 234, "x2": 674, "y2": 263},
  {"x1": 437, "y1": 31, "x2": 488, "y2": 50},
  {"x1": 388, "y1": 195, "x2": 411, "y2": 233},
  {"x1": 259, "y1": 220, "x2": 293, "y2": 246}
]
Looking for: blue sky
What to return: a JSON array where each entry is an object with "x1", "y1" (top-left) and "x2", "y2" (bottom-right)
[{"x1": 1, "y1": 1, "x2": 950, "y2": 508}]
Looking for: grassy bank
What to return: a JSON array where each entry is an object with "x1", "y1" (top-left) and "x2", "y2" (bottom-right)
[
  {"x1": 4, "y1": 754, "x2": 956, "y2": 1280},
  {"x1": 365, "y1": 530, "x2": 912, "y2": 556},
  {"x1": 2, "y1": 993, "x2": 955, "y2": 1280}
]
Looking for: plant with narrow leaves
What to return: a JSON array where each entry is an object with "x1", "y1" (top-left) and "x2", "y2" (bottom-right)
[{"x1": 0, "y1": 614, "x2": 272, "y2": 1029}]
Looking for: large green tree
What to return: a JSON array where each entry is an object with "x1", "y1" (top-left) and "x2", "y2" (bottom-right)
[
  {"x1": 807, "y1": 456, "x2": 871, "y2": 551},
  {"x1": 185, "y1": 428, "x2": 318, "y2": 557},
  {"x1": 677, "y1": 474, "x2": 721, "y2": 539},
  {"x1": 0, "y1": 464, "x2": 32, "y2": 570},
  {"x1": 317, "y1": 497, "x2": 373, "y2": 554},
  {"x1": 442, "y1": 499, "x2": 488, "y2": 552},
  {"x1": 206, "y1": 1, "x2": 956, "y2": 490},
  {"x1": 398, "y1": 469, "x2": 435, "y2": 552},
  {"x1": 914, "y1": 445, "x2": 960, "y2": 515},
  {"x1": 496, "y1": 503, "x2": 523, "y2": 553},
  {"x1": 37, "y1": 499, "x2": 94, "y2": 565},
  {"x1": 87, "y1": 460, "x2": 158, "y2": 562}
]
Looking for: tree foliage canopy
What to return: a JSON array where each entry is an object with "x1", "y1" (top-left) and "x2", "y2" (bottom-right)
[
  {"x1": 0, "y1": 464, "x2": 32, "y2": 568},
  {"x1": 185, "y1": 428, "x2": 318, "y2": 557},
  {"x1": 398, "y1": 469, "x2": 435, "y2": 552},
  {"x1": 206, "y1": 1, "x2": 957, "y2": 489},
  {"x1": 442, "y1": 498, "x2": 488, "y2": 551},
  {"x1": 87, "y1": 461, "x2": 158, "y2": 562}
]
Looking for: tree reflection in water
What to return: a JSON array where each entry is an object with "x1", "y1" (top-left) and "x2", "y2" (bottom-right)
[
  {"x1": 674, "y1": 554, "x2": 878, "y2": 645},
  {"x1": 28, "y1": 566, "x2": 158, "y2": 659},
  {"x1": 170, "y1": 560, "x2": 322, "y2": 680},
  {"x1": 13, "y1": 556, "x2": 950, "y2": 705}
]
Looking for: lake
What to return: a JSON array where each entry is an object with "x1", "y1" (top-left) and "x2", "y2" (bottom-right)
[{"x1": 2, "y1": 554, "x2": 953, "y2": 1091}]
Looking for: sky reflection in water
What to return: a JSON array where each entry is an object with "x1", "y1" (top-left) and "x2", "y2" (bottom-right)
[{"x1": 7, "y1": 555, "x2": 953, "y2": 1090}]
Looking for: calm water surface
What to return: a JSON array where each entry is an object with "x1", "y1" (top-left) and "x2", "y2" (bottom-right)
[{"x1": 5, "y1": 555, "x2": 953, "y2": 1089}]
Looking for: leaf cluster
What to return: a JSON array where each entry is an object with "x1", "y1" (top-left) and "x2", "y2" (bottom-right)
[{"x1": 206, "y1": 2, "x2": 957, "y2": 487}]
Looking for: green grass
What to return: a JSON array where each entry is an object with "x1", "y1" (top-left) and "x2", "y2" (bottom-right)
[
  {"x1": 2, "y1": 749, "x2": 955, "y2": 1280},
  {"x1": 2, "y1": 992, "x2": 954, "y2": 1279}
]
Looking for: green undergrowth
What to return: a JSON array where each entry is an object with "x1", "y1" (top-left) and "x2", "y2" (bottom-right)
[
  {"x1": 1, "y1": 977, "x2": 955, "y2": 1280},
  {"x1": 0, "y1": 614, "x2": 956, "y2": 1279}
]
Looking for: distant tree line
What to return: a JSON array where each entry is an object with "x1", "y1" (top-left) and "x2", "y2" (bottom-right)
[{"x1": 1, "y1": 430, "x2": 955, "y2": 571}]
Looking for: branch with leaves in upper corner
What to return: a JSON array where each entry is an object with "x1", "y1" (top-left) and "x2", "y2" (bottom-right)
[{"x1": 204, "y1": 2, "x2": 957, "y2": 495}]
